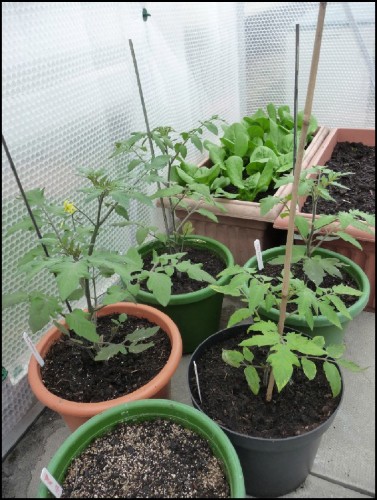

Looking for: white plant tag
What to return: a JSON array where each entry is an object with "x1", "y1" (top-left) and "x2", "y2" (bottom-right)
[
  {"x1": 23, "y1": 332, "x2": 44, "y2": 367},
  {"x1": 40, "y1": 468, "x2": 62, "y2": 498},
  {"x1": 254, "y1": 239, "x2": 264, "y2": 270},
  {"x1": 193, "y1": 361, "x2": 202, "y2": 404}
]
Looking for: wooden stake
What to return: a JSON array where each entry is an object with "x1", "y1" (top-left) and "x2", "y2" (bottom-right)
[{"x1": 266, "y1": 2, "x2": 327, "y2": 402}]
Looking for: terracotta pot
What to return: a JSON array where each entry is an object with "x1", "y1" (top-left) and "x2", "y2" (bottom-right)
[
  {"x1": 173, "y1": 126, "x2": 330, "y2": 265},
  {"x1": 28, "y1": 303, "x2": 182, "y2": 431},
  {"x1": 273, "y1": 128, "x2": 375, "y2": 311}
]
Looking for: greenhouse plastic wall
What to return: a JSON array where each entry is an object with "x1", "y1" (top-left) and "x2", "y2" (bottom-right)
[{"x1": 1, "y1": 2, "x2": 375, "y2": 456}]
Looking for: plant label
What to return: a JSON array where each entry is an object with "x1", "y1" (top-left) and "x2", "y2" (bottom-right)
[
  {"x1": 193, "y1": 361, "x2": 202, "y2": 404},
  {"x1": 254, "y1": 239, "x2": 264, "y2": 270},
  {"x1": 23, "y1": 332, "x2": 44, "y2": 367},
  {"x1": 40, "y1": 468, "x2": 62, "y2": 498}
]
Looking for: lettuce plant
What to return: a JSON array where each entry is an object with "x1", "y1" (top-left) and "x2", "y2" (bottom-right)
[{"x1": 173, "y1": 103, "x2": 317, "y2": 202}]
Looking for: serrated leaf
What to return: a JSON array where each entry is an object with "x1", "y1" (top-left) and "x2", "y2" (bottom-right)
[
  {"x1": 284, "y1": 332, "x2": 326, "y2": 355},
  {"x1": 118, "y1": 313, "x2": 127, "y2": 323},
  {"x1": 151, "y1": 185, "x2": 184, "y2": 199},
  {"x1": 328, "y1": 295, "x2": 352, "y2": 319},
  {"x1": 335, "y1": 231, "x2": 363, "y2": 250},
  {"x1": 2, "y1": 291, "x2": 29, "y2": 308},
  {"x1": 244, "y1": 365, "x2": 260, "y2": 395},
  {"x1": 126, "y1": 326, "x2": 159, "y2": 342},
  {"x1": 150, "y1": 155, "x2": 170, "y2": 169},
  {"x1": 303, "y1": 257, "x2": 325, "y2": 286},
  {"x1": 248, "y1": 281, "x2": 268, "y2": 315},
  {"x1": 25, "y1": 188, "x2": 45, "y2": 206},
  {"x1": 52, "y1": 261, "x2": 91, "y2": 301},
  {"x1": 147, "y1": 271, "x2": 172, "y2": 306},
  {"x1": 240, "y1": 332, "x2": 280, "y2": 347},
  {"x1": 301, "y1": 357, "x2": 317, "y2": 380},
  {"x1": 325, "y1": 344, "x2": 346, "y2": 359},
  {"x1": 114, "y1": 205, "x2": 129, "y2": 220},
  {"x1": 267, "y1": 344, "x2": 300, "y2": 392},
  {"x1": 95, "y1": 344, "x2": 127, "y2": 361},
  {"x1": 222, "y1": 349, "x2": 244, "y2": 368},
  {"x1": 204, "y1": 121, "x2": 218, "y2": 135},
  {"x1": 127, "y1": 159, "x2": 142, "y2": 172},
  {"x1": 128, "y1": 342, "x2": 154, "y2": 354},
  {"x1": 313, "y1": 215, "x2": 337, "y2": 230},
  {"x1": 210, "y1": 283, "x2": 241, "y2": 297},
  {"x1": 102, "y1": 285, "x2": 138, "y2": 306},
  {"x1": 332, "y1": 285, "x2": 362, "y2": 296},
  {"x1": 318, "y1": 302, "x2": 342, "y2": 329},
  {"x1": 66, "y1": 288, "x2": 85, "y2": 301},
  {"x1": 190, "y1": 135, "x2": 203, "y2": 152},
  {"x1": 260, "y1": 195, "x2": 282, "y2": 216},
  {"x1": 228, "y1": 308, "x2": 252, "y2": 327},
  {"x1": 196, "y1": 208, "x2": 218, "y2": 223},
  {"x1": 323, "y1": 361, "x2": 342, "y2": 397},
  {"x1": 66, "y1": 309, "x2": 100, "y2": 342}
]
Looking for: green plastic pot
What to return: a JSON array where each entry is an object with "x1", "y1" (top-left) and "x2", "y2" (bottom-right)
[
  {"x1": 38, "y1": 399, "x2": 245, "y2": 498},
  {"x1": 136, "y1": 235, "x2": 234, "y2": 353},
  {"x1": 245, "y1": 245, "x2": 370, "y2": 344}
]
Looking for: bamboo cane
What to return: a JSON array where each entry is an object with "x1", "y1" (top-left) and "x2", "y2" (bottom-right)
[{"x1": 266, "y1": 2, "x2": 327, "y2": 402}]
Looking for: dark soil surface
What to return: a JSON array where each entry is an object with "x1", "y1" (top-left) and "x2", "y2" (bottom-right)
[
  {"x1": 190, "y1": 327, "x2": 341, "y2": 438},
  {"x1": 302, "y1": 141, "x2": 375, "y2": 214},
  {"x1": 61, "y1": 419, "x2": 230, "y2": 498},
  {"x1": 41, "y1": 315, "x2": 171, "y2": 403},
  {"x1": 262, "y1": 260, "x2": 360, "y2": 311},
  {"x1": 141, "y1": 246, "x2": 226, "y2": 294}
]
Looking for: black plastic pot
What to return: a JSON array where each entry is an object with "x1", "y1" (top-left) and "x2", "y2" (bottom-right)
[{"x1": 188, "y1": 323, "x2": 344, "y2": 498}]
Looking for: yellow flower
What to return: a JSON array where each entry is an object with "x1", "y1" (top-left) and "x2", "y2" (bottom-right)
[{"x1": 63, "y1": 200, "x2": 77, "y2": 215}]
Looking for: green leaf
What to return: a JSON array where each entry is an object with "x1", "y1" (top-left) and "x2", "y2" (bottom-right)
[
  {"x1": 147, "y1": 271, "x2": 172, "y2": 307},
  {"x1": 336, "y1": 359, "x2": 364, "y2": 372},
  {"x1": 325, "y1": 344, "x2": 346, "y2": 359},
  {"x1": 248, "y1": 281, "x2": 268, "y2": 315},
  {"x1": 66, "y1": 288, "x2": 85, "y2": 301},
  {"x1": 25, "y1": 188, "x2": 45, "y2": 206},
  {"x1": 332, "y1": 285, "x2": 362, "y2": 296},
  {"x1": 267, "y1": 344, "x2": 300, "y2": 392},
  {"x1": 52, "y1": 320, "x2": 70, "y2": 336},
  {"x1": 240, "y1": 332, "x2": 280, "y2": 347},
  {"x1": 313, "y1": 215, "x2": 338, "y2": 230},
  {"x1": 222, "y1": 349, "x2": 244, "y2": 368},
  {"x1": 65, "y1": 309, "x2": 100, "y2": 343},
  {"x1": 284, "y1": 332, "x2": 326, "y2": 355},
  {"x1": 318, "y1": 302, "x2": 342, "y2": 329},
  {"x1": 114, "y1": 205, "x2": 129, "y2": 220},
  {"x1": 260, "y1": 195, "x2": 282, "y2": 216},
  {"x1": 204, "y1": 121, "x2": 218, "y2": 135},
  {"x1": 228, "y1": 308, "x2": 252, "y2": 327},
  {"x1": 323, "y1": 361, "x2": 342, "y2": 397},
  {"x1": 335, "y1": 231, "x2": 363, "y2": 250},
  {"x1": 102, "y1": 285, "x2": 137, "y2": 306},
  {"x1": 118, "y1": 313, "x2": 127, "y2": 323},
  {"x1": 190, "y1": 135, "x2": 203, "y2": 152},
  {"x1": 136, "y1": 227, "x2": 149, "y2": 245},
  {"x1": 196, "y1": 208, "x2": 218, "y2": 223},
  {"x1": 328, "y1": 295, "x2": 352, "y2": 319},
  {"x1": 150, "y1": 155, "x2": 170, "y2": 169},
  {"x1": 151, "y1": 185, "x2": 184, "y2": 199},
  {"x1": 2, "y1": 291, "x2": 29, "y2": 308},
  {"x1": 95, "y1": 344, "x2": 127, "y2": 361},
  {"x1": 244, "y1": 365, "x2": 260, "y2": 395},
  {"x1": 301, "y1": 358, "x2": 317, "y2": 380},
  {"x1": 303, "y1": 257, "x2": 326, "y2": 286},
  {"x1": 128, "y1": 342, "x2": 154, "y2": 354},
  {"x1": 28, "y1": 294, "x2": 62, "y2": 333},
  {"x1": 242, "y1": 347, "x2": 254, "y2": 362},
  {"x1": 127, "y1": 159, "x2": 142, "y2": 172},
  {"x1": 126, "y1": 326, "x2": 159, "y2": 342},
  {"x1": 52, "y1": 261, "x2": 91, "y2": 301},
  {"x1": 224, "y1": 156, "x2": 244, "y2": 189},
  {"x1": 294, "y1": 216, "x2": 310, "y2": 239}
]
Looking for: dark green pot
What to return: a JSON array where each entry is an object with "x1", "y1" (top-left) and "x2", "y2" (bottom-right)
[
  {"x1": 38, "y1": 399, "x2": 245, "y2": 498},
  {"x1": 245, "y1": 245, "x2": 370, "y2": 345},
  {"x1": 136, "y1": 235, "x2": 234, "y2": 354}
]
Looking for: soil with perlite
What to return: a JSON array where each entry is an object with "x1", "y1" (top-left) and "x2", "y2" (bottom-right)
[
  {"x1": 302, "y1": 141, "x2": 375, "y2": 214},
  {"x1": 61, "y1": 419, "x2": 230, "y2": 498},
  {"x1": 41, "y1": 315, "x2": 171, "y2": 403},
  {"x1": 190, "y1": 328, "x2": 341, "y2": 438}
]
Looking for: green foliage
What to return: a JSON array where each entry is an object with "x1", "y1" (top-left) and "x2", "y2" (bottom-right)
[
  {"x1": 171, "y1": 103, "x2": 317, "y2": 203},
  {"x1": 222, "y1": 320, "x2": 363, "y2": 398}
]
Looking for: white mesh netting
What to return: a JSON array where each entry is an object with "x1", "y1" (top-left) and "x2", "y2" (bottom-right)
[{"x1": 2, "y1": 1, "x2": 375, "y2": 451}]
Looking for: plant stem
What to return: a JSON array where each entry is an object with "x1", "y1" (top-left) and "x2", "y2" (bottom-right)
[{"x1": 266, "y1": 2, "x2": 327, "y2": 403}]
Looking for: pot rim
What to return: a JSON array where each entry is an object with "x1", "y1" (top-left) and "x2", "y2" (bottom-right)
[
  {"x1": 188, "y1": 322, "x2": 344, "y2": 444},
  {"x1": 28, "y1": 302, "x2": 182, "y2": 418}
]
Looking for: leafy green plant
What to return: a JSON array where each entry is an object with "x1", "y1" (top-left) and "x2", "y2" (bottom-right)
[
  {"x1": 2, "y1": 169, "x2": 193, "y2": 360},
  {"x1": 172, "y1": 104, "x2": 317, "y2": 202},
  {"x1": 222, "y1": 319, "x2": 363, "y2": 400},
  {"x1": 213, "y1": 165, "x2": 374, "y2": 330},
  {"x1": 111, "y1": 116, "x2": 229, "y2": 252}
]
